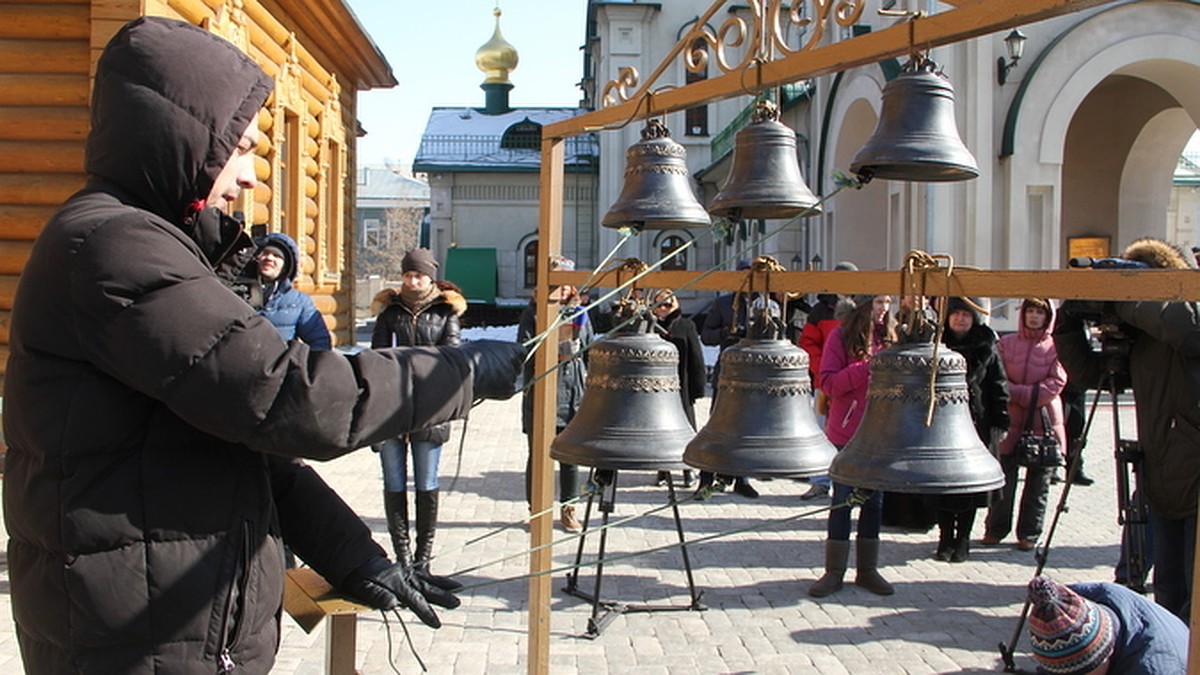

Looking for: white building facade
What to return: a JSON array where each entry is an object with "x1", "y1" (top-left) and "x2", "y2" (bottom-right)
[{"x1": 583, "y1": 0, "x2": 1200, "y2": 326}]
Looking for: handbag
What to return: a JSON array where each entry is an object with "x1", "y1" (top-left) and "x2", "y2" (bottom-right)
[{"x1": 1014, "y1": 383, "x2": 1062, "y2": 468}]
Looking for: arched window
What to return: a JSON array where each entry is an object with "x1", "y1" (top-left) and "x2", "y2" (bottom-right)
[
  {"x1": 660, "y1": 235, "x2": 688, "y2": 270},
  {"x1": 502, "y1": 119, "x2": 542, "y2": 150},
  {"x1": 523, "y1": 239, "x2": 538, "y2": 288}
]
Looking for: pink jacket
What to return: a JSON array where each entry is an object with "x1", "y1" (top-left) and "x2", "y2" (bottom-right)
[
  {"x1": 820, "y1": 326, "x2": 883, "y2": 446},
  {"x1": 998, "y1": 313, "x2": 1068, "y2": 456}
]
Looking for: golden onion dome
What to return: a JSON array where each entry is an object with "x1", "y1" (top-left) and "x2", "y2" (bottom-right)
[{"x1": 475, "y1": 7, "x2": 519, "y2": 84}]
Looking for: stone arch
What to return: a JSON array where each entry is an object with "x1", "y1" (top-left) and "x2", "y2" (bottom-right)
[
  {"x1": 825, "y1": 72, "x2": 891, "y2": 270},
  {"x1": 1004, "y1": 1, "x2": 1200, "y2": 266}
]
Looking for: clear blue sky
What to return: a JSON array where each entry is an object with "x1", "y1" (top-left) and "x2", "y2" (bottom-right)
[{"x1": 345, "y1": 0, "x2": 588, "y2": 171}]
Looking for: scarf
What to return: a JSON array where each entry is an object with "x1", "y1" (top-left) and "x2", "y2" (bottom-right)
[{"x1": 400, "y1": 283, "x2": 439, "y2": 313}]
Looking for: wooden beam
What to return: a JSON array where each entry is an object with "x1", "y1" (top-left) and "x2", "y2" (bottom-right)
[
  {"x1": 546, "y1": 268, "x2": 1200, "y2": 303},
  {"x1": 545, "y1": 0, "x2": 1117, "y2": 139}
]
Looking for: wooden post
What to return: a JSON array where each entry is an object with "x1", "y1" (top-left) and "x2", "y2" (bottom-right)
[
  {"x1": 1190, "y1": 494, "x2": 1200, "y2": 673},
  {"x1": 283, "y1": 567, "x2": 370, "y2": 675},
  {"x1": 325, "y1": 613, "x2": 358, "y2": 675},
  {"x1": 527, "y1": 138, "x2": 565, "y2": 675}
]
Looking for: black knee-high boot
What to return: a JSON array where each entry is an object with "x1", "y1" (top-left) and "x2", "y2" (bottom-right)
[
  {"x1": 935, "y1": 510, "x2": 955, "y2": 561},
  {"x1": 952, "y1": 509, "x2": 976, "y2": 563},
  {"x1": 414, "y1": 489, "x2": 462, "y2": 591},
  {"x1": 384, "y1": 491, "x2": 411, "y2": 565}
]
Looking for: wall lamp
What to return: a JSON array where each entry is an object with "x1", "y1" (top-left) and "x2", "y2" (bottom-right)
[{"x1": 997, "y1": 29, "x2": 1027, "y2": 85}]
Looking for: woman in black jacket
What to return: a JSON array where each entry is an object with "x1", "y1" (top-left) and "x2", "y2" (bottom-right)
[
  {"x1": 652, "y1": 289, "x2": 706, "y2": 487},
  {"x1": 371, "y1": 248, "x2": 466, "y2": 588},
  {"x1": 933, "y1": 297, "x2": 1010, "y2": 562}
]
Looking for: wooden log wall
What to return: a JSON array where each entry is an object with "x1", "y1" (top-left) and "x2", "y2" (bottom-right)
[
  {"x1": 0, "y1": 0, "x2": 93, "y2": 378},
  {"x1": 0, "y1": 0, "x2": 368, "y2": 388}
]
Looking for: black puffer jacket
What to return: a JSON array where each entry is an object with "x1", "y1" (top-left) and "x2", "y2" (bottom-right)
[
  {"x1": 3, "y1": 18, "x2": 475, "y2": 674},
  {"x1": 1055, "y1": 237, "x2": 1200, "y2": 520},
  {"x1": 372, "y1": 283, "x2": 466, "y2": 443},
  {"x1": 941, "y1": 299, "x2": 1010, "y2": 442}
]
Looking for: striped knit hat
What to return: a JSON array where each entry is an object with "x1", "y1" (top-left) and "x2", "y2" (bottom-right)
[{"x1": 1027, "y1": 576, "x2": 1116, "y2": 674}]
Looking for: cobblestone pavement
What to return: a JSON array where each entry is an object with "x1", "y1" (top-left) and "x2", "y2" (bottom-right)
[{"x1": 0, "y1": 394, "x2": 1140, "y2": 674}]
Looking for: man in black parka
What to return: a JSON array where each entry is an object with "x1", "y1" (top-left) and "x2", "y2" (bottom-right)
[
  {"x1": 2, "y1": 17, "x2": 523, "y2": 674},
  {"x1": 1055, "y1": 237, "x2": 1200, "y2": 622}
]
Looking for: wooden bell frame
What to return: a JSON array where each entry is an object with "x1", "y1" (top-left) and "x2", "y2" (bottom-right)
[{"x1": 524, "y1": 1, "x2": 1200, "y2": 673}]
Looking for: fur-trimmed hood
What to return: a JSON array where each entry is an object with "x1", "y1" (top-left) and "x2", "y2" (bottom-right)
[
  {"x1": 370, "y1": 280, "x2": 466, "y2": 317},
  {"x1": 1123, "y1": 237, "x2": 1195, "y2": 270}
]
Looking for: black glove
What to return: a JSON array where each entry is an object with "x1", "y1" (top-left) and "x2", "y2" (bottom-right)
[
  {"x1": 341, "y1": 557, "x2": 460, "y2": 628},
  {"x1": 459, "y1": 340, "x2": 526, "y2": 401}
]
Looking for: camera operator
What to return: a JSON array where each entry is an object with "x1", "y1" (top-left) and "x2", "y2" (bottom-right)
[{"x1": 1054, "y1": 237, "x2": 1200, "y2": 622}]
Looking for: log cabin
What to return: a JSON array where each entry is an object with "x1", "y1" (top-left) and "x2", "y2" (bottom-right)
[{"x1": 0, "y1": 0, "x2": 397, "y2": 388}]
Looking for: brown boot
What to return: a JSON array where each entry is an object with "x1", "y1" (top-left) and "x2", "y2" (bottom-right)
[
  {"x1": 808, "y1": 540, "x2": 850, "y2": 597},
  {"x1": 560, "y1": 505, "x2": 582, "y2": 533},
  {"x1": 854, "y1": 538, "x2": 894, "y2": 596}
]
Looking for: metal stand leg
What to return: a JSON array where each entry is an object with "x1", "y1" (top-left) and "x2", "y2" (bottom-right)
[
  {"x1": 666, "y1": 474, "x2": 704, "y2": 610},
  {"x1": 561, "y1": 469, "x2": 706, "y2": 638}
]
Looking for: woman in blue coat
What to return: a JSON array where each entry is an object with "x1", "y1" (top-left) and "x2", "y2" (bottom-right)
[{"x1": 256, "y1": 232, "x2": 331, "y2": 349}]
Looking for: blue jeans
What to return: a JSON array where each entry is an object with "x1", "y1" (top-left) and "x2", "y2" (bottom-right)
[
  {"x1": 379, "y1": 437, "x2": 442, "y2": 492},
  {"x1": 827, "y1": 481, "x2": 883, "y2": 541}
]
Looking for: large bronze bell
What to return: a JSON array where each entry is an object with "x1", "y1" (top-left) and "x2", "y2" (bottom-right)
[
  {"x1": 601, "y1": 119, "x2": 712, "y2": 230},
  {"x1": 849, "y1": 56, "x2": 979, "y2": 182},
  {"x1": 684, "y1": 338, "x2": 835, "y2": 478},
  {"x1": 550, "y1": 329, "x2": 696, "y2": 470},
  {"x1": 709, "y1": 100, "x2": 821, "y2": 219},
  {"x1": 828, "y1": 341, "x2": 1004, "y2": 494}
]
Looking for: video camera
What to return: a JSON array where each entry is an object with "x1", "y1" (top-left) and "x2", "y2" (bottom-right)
[
  {"x1": 1068, "y1": 256, "x2": 1149, "y2": 271},
  {"x1": 1062, "y1": 256, "x2": 1148, "y2": 378}
]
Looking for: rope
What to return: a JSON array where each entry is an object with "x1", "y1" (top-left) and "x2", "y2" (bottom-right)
[
  {"x1": 899, "y1": 250, "x2": 961, "y2": 426},
  {"x1": 381, "y1": 607, "x2": 426, "y2": 673},
  {"x1": 427, "y1": 480, "x2": 603, "y2": 564},
  {"x1": 446, "y1": 487, "x2": 703, "y2": 578},
  {"x1": 453, "y1": 494, "x2": 858, "y2": 593}
]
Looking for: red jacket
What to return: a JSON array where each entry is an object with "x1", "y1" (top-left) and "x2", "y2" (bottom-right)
[{"x1": 800, "y1": 299, "x2": 841, "y2": 387}]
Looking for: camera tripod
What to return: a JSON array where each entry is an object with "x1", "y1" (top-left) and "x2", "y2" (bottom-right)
[{"x1": 999, "y1": 365, "x2": 1143, "y2": 671}]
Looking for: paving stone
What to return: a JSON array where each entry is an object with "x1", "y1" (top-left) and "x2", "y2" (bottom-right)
[{"x1": 0, "y1": 396, "x2": 1146, "y2": 673}]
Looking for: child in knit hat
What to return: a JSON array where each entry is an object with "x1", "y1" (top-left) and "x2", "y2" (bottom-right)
[{"x1": 1027, "y1": 575, "x2": 1187, "y2": 674}]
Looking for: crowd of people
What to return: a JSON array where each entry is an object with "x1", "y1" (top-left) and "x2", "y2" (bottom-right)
[{"x1": 4, "y1": 16, "x2": 1196, "y2": 673}]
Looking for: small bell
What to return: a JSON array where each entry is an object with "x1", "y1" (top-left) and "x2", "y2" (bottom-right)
[
  {"x1": 602, "y1": 119, "x2": 712, "y2": 230},
  {"x1": 708, "y1": 100, "x2": 821, "y2": 220},
  {"x1": 850, "y1": 55, "x2": 979, "y2": 183}
]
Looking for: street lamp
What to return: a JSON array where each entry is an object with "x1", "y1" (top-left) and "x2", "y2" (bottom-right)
[{"x1": 997, "y1": 29, "x2": 1027, "y2": 85}]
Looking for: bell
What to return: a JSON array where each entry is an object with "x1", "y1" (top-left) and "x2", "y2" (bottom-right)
[
  {"x1": 828, "y1": 341, "x2": 1004, "y2": 494},
  {"x1": 849, "y1": 56, "x2": 979, "y2": 182},
  {"x1": 601, "y1": 119, "x2": 712, "y2": 230},
  {"x1": 708, "y1": 100, "x2": 821, "y2": 219},
  {"x1": 550, "y1": 329, "x2": 696, "y2": 470},
  {"x1": 684, "y1": 338, "x2": 835, "y2": 478}
]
